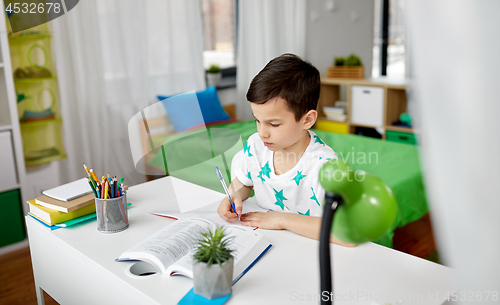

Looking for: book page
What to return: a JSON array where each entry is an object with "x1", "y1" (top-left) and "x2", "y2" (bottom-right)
[
  {"x1": 224, "y1": 225, "x2": 271, "y2": 281},
  {"x1": 117, "y1": 218, "x2": 217, "y2": 273},
  {"x1": 167, "y1": 225, "x2": 271, "y2": 281},
  {"x1": 150, "y1": 200, "x2": 269, "y2": 229}
]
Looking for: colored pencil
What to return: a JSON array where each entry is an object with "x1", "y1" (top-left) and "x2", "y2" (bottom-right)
[
  {"x1": 90, "y1": 170, "x2": 100, "y2": 187},
  {"x1": 84, "y1": 165, "x2": 124, "y2": 198},
  {"x1": 110, "y1": 179, "x2": 115, "y2": 199},
  {"x1": 96, "y1": 184, "x2": 101, "y2": 198},
  {"x1": 101, "y1": 178, "x2": 105, "y2": 199},
  {"x1": 83, "y1": 163, "x2": 90, "y2": 175},
  {"x1": 87, "y1": 178, "x2": 97, "y2": 197},
  {"x1": 104, "y1": 181, "x2": 109, "y2": 199}
]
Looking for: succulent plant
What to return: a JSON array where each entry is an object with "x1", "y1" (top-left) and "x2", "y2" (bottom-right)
[
  {"x1": 334, "y1": 57, "x2": 345, "y2": 66},
  {"x1": 193, "y1": 227, "x2": 234, "y2": 267},
  {"x1": 206, "y1": 64, "x2": 221, "y2": 74},
  {"x1": 345, "y1": 54, "x2": 363, "y2": 67}
]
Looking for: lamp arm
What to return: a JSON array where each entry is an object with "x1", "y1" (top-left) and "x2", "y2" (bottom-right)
[{"x1": 319, "y1": 192, "x2": 342, "y2": 305}]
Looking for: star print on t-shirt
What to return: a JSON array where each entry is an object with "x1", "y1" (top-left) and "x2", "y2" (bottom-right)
[
  {"x1": 261, "y1": 161, "x2": 272, "y2": 179},
  {"x1": 243, "y1": 141, "x2": 253, "y2": 157},
  {"x1": 310, "y1": 187, "x2": 320, "y2": 206},
  {"x1": 291, "y1": 170, "x2": 306, "y2": 186},
  {"x1": 234, "y1": 130, "x2": 337, "y2": 216},
  {"x1": 314, "y1": 135, "x2": 325, "y2": 146},
  {"x1": 273, "y1": 188, "x2": 287, "y2": 210}
]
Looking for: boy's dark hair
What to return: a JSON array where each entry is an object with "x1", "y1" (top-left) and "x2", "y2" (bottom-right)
[{"x1": 247, "y1": 53, "x2": 321, "y2": 121}]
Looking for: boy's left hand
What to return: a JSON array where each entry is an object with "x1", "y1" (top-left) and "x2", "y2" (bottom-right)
[{"x1": 240, "y1": 211, "x2": 284, "y2": 230}]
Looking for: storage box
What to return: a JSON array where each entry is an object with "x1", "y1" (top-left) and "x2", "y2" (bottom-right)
[
  {"x1": 315, "y1": 120, "x2": 349, "y2": 134},
  {"x1": 20, "y1": 119, "x2": 67, "y2": 166},
  {"x1": 386, "y1": 130, "x2": 417, "y2": 145},
  {"x1": 351, "y1": 86, "x2": 384, "y2": 127},
  {"x1": 15, "y1": 78, "x2": 60, "y2": 122},
  {"x1": 9, "y1": 32, "x2": 55, "y2": 77},
  {"x1": 0, "y1": 189, "x2": 25, "y2": 247},
  {"x1": 0, "y1": 131, "x2": 19, "y2": 193}
]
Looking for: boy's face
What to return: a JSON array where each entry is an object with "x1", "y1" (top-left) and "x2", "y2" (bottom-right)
[{"x1": 251, "y1": 97, "x2": 312, "y2": 152}]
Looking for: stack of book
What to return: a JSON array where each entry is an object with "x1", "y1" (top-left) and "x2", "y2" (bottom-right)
[
  {"x1": 27, "y1": 178, "x2": 97, "y2": 230},
  {"x1": 323, "y1": 106, "x2": 347, "y2": 122}
]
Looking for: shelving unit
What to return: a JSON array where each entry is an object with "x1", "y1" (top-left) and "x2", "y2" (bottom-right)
[
  {"x1": 0, "y1": 11, "x2": 29, "y2": 253},
  {"x1": 316, "y1": 76, "x2": 415, "y2": 142},
  {"x1": 7, "y1": 22, "x2": 66, "y2": 166}
]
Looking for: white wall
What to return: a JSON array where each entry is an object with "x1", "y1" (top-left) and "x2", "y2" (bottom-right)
[
  {"x1": 305, "y1": 0, "x2": 375, "y2": 78},
  {"x1": 24, "y1": 162, "x2": 61, "y2": 209},
  {"x1": 217, "y1": 87, "x2": 237, "y2": 106}
]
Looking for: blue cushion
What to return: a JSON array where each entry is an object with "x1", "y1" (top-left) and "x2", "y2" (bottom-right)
[{"x1": 158, "y1": 86, "x2": 230, "y2": 132}]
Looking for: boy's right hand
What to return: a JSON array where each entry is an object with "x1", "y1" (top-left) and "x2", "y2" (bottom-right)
[{"x1": 217, "y1": 196, "x2": 243, "y2": 222}]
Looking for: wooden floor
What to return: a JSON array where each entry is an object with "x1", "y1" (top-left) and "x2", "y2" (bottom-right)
[
  {"x1": 0, "y1": 213, "x2": 437, "y2": 305},
  {"x1": 0, "y1": 247, "x2": 58, "y2": 305},
  {"x1": 393, "y1": 213, "x2": 437, "y2": 259}
]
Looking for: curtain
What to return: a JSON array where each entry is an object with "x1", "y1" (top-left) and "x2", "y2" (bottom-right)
[
  {"x1": 407, "y1": 0, "x2": 500, "y2": 293},
  {"x1": 52, "y1": 0, "x2": 205, "y2": 186},
  {"x1": 236, "y1": 0, "x2": 306, "y2": 120}
]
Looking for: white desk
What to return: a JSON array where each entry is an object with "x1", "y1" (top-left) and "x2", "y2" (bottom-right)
[{"x1": 27, "y1": 176, "x2": 456, "y2": 305}]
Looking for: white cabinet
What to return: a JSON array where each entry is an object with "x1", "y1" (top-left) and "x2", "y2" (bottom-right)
[
  {"x1": 351, "y1": 86, "x2": 385, "y2": 127},
  {"x1": 0, "y1": 131, "x2": 18, "y2": 192}
]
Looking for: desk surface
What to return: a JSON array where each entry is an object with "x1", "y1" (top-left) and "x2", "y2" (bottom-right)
[{"x1": 26, "y1": 176, "x2": 455, "y2": 305}]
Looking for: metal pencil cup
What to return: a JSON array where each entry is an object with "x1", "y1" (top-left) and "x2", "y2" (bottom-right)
[{"x1": 95, "y1": 193, "x2": 129, "y2": 233}]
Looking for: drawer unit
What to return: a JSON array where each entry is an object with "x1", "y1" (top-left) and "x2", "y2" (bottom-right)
[
  {"x1": 351, "y1": 86, "x2": 385, "y2": 127},
  {"x1": 0, "y1": 189, "x2": 25, "y2": 247},
  {"x1": 315, "y1": 120, "x2": 349, "y2": 134},
  {"x1": 0, "y1": 131, "x2": 19, "y2": 192},
  {"x1": 386, "y1": 130, "x2": 417, "y2": 145}
]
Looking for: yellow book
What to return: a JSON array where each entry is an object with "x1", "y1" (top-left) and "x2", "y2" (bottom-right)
[{"x1": 27, "y1": 199, "x2": 96, "y2": 225}]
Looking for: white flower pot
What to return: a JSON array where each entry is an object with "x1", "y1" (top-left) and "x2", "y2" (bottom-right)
[
  {"x1": 193, "y1": 257, "x2": 233, "y2": 300},
  {"x1": 206, "y1": 72, "x2": 222, "y2": 87}
]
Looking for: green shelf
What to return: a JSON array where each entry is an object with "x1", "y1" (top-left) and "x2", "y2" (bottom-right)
[
  {"x1": 14, "y1": 77, "x2": 57, "y2": 84},
  {"x1": 20, "y1": 118, "x2": 62, "y2": 127},
  {"x1": 8, "y1": 33, "x2": 52, "y2": 42},
  {"x1": 25, "y1": 151, "x2": 67, "y2": 167}
]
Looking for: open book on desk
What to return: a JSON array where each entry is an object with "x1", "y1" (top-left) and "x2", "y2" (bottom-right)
[
  {"x1": 149, "y1": 200, "x2": 269, "y2": 229},
  {"x1": 116, "y1": 218, "x2": 272, "y2": 283}
]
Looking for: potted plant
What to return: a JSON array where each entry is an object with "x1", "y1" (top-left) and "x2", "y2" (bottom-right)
[
  {"x1": 334, "y1": 56, "x2": 345, "y2": 67},
  {"x1": 193, "y1": 226, "x2": 234, "y2": 300},
  {"x1": 206, "y1": 64, "x2": 222, "y2": 87},
  {"x1": 327, "y1": 53, "x2": 364, "y2": 79}
]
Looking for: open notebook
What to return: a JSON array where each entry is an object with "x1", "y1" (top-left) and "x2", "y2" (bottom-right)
[{"x1": 149, "y1": 200, "x2": 269, "y2": 229}]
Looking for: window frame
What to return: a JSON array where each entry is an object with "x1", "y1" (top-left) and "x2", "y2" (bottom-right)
[{"x1": 202, "y1": 0, "x2": 238, "y2": 89}]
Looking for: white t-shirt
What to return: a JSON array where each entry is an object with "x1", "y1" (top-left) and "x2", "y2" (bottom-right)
[{"x1": 235, "y1": 130, "x2": 337, "y2": 216}]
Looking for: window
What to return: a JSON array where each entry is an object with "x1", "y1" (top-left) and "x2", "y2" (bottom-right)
[
  {"x1": 201, "y1": 0, "x2": 237, "y2": 70},
  {"x1": 372, "y1": 0, "x2": 406, "y2": 78}
]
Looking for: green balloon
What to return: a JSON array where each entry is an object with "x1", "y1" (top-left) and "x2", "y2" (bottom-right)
[{"x1": 319, "y1": 160, "x2": 398, "y2": 244}]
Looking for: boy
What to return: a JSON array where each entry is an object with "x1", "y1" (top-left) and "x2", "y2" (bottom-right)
[{"x1": 217, "y1": 54, "x2": 355, "y2": 246}]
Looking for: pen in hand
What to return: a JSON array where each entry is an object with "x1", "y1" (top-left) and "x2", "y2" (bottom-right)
[{"x1": 215, "y1": 166, "x2": 239, "y2": 220}]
